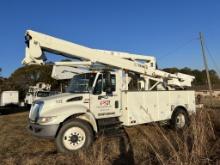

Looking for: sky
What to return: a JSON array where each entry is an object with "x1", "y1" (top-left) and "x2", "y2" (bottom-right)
[{"x1": 0, "y1": 0, "x2": 220, "y2": 77}]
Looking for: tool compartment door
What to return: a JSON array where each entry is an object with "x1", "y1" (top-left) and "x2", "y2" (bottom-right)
[{"x1": 122, "y1": 91, "x2": 159, "y2": 125}]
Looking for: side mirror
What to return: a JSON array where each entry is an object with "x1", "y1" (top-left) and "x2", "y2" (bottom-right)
[
  {"x1": 105, "y1": 72, "x2": 112, "y2": 87},
  {"x1": 105, "y1": 71, "x2": 112, "y2": 95}
]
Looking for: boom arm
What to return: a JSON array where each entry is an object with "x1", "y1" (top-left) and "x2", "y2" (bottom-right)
[
  {"x1": 22, "y1": 30, "x2": 194, "y2": 88},
  {"x1": 23, "y1": 30, "x2": 156, "y2": 71}
]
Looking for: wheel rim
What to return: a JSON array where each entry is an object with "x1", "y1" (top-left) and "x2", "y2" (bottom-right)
[
  {"x1": 176, "y1": 113, "x2": 186, "y2": 128},
  {"x1": 62, "y1": 127, "x2": 86, "y2": 150}
]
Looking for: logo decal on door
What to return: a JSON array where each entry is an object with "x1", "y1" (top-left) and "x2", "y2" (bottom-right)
[{"x1": 100, "y1": 100, "x2": 110, "y2": 106}]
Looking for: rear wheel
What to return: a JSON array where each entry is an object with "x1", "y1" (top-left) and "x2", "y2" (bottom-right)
[
  {"x1": 55, "y1": 119, "x2": 94, "y2": 153},
  {"x1": 171, "y1": 108, "x2": 189, "y2": 129}
]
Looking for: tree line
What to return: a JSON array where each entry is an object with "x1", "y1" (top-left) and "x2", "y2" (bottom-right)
[{"x1": 163, "y1": 67, "x2": 220, "y2": 89}]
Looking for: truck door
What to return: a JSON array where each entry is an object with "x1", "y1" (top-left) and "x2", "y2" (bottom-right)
[{"x1": 90, "y1": 72, "x2": 121, "y2": 119}]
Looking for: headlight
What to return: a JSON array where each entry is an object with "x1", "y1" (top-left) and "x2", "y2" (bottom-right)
[{"x1": 38, "y1": 116, "x2": 56, "y2": 124}]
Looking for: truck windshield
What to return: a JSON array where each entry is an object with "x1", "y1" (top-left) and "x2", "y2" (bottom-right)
[{"x1": 67, "y1": 73, "x2": 96, "y2": 93}]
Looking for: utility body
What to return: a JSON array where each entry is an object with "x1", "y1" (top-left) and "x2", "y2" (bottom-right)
[{"x1": 23, "y1": 30, "x2": 196, "y2": 152}]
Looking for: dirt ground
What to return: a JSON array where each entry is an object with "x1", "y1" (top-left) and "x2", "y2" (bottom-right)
[{"x1": 0, "y1": 107, "x2": 220, "y2": 165}]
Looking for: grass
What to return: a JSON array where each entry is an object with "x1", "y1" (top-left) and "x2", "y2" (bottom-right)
[
  {"x1": 0, "y1": 107, "x2": 220, "y2": 164},
  {"x1": 200, "y1": 96, "x2": 220, "y2": 108}
]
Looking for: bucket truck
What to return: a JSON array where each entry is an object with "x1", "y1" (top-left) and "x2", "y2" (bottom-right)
[
  {"x1": 23, "y1": 30, "x2": 195, "y2": 152},
  {"x1": 24, "y1": 82, "x2": 51, "y2": 105}
]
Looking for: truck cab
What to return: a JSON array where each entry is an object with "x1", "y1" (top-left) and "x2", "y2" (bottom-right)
[{"x1": 29, "y1": 70, "x2": 123, "y2": 152}]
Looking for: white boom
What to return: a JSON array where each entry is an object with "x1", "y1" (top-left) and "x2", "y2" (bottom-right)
[{"x1": 22, "y1": 30, "x2": 194, "y2": 88}]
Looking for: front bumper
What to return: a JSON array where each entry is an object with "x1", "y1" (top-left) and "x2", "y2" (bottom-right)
[{"x1": 28, "y1": 122, "x2": 59, "y2": 139}]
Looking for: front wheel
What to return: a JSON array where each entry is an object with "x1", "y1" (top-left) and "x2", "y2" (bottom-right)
[
  {"x1": 55, "y1": 119, "x2": 94, "y2": 153},
  {"x1": 171, "y1": 108, "x2": 189, "y2": 129}
]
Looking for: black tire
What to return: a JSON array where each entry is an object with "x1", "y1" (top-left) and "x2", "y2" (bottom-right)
[
  {"x1": 55, "y1": 118, "x2": 94, "y2": 153},
  {"x1": 171, "y1": 108, "x2": 189, "y2": 129}
]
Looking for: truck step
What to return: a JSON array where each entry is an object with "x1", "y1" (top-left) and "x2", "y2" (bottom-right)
[
  {"x1": 100, "y1": 128, "x2": 126, "y2": 138},
  {"x1": 97, "y1": 117, "x2": 123, "y2": 131},
  {"x1": 98, "y1": 123, "x2": 123, "y2": 130},
  {"x1": 97, "y1": 117, "x2": 122, "y2": 126}
]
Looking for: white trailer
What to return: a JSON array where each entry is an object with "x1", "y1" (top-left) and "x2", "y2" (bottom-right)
[
  {"x1": 22, "y1": 30, "x2": 196, "y2": 153},
  {"x1": 0, "y1": 91, "x2": 19, "y2": 107}
]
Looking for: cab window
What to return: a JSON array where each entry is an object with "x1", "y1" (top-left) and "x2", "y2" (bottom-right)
[{"x1": 93, "y1": 73, "x2": 116, "y2": 95}]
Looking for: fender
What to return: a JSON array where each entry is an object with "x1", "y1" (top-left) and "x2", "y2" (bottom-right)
[
  {"x1": 59, "y1": 112, "x2": 98, "y2": 133},
  {"x1": 76, "y1": 113, "x2": 98, "y2": 132},
  {"x1": 48, "y1": 105, "x2": 98, "y2": 133}
]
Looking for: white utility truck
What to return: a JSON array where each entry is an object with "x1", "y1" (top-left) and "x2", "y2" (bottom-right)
[
  {"x1": 0, "y1": 91, "x2": 19, "y2": 107},
  {"x1": 22, "y1": 30, "x2": 195, "y2": 153}
]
